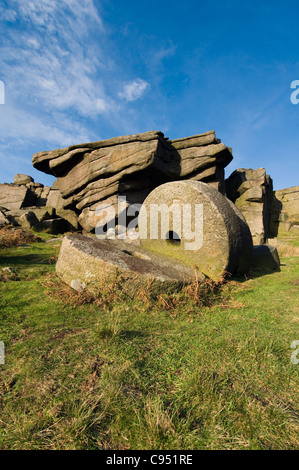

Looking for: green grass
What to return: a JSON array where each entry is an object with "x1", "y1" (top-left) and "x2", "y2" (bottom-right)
[{"x1": 0, "y1": 237, "x2": 298, "y2": 450}]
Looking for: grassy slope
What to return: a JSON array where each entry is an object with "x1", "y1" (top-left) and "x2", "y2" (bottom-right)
[{"x1": 0, "y1": 238, "x2": 298, "y2": 450}]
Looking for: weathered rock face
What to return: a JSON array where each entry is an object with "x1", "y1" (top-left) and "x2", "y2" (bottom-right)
[
  {"x1": 32, "y1": 130, "x2": 233, "y2": 232},
  {"x1": 56, "y1": 234, "x2": 204, "y2": 298},
  {"x1": 0, "y1": 175, "x2": 78, "y2": 234},
  {"x1": 138, "y1": 181, "x2": 253, "y2": 280},
  {"x1": 13, "y1": 174, "x2": 34, "y2": 186},
  {"x1": 268, "y1": 186, "x2": 299, "y2": 245},
  {"x1": 0, "y1": 210, "x2": 9, "y2": 226},
  {"x1": 225, "y1": 168, "x2": 273, "y2": 245},
  {"x1": 0, "y1": 184, "x2": 35, "y2": 211}
]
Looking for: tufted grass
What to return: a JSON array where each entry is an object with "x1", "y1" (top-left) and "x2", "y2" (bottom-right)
[{"x1": 0, "y1": 235, "x2": 298, "y2": 450}]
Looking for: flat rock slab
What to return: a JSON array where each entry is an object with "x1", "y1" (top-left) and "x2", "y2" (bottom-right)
[
  {"x1": 56, "y1": 234, "x2": 204, "y2": 298},
  {"x1": 139, "y1": 181, "x2": 253, "y2": 280}
]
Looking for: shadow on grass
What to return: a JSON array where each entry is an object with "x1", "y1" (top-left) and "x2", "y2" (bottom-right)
[
  {"x1": 118, "y1": 330, "x2": 148, "y2": 340},
  {"x1": 0, "y1": 253, "x2": 54, "y2": 267},
  {"x1": 232, "y1": 265, "x2": 281, "y2": 283}
]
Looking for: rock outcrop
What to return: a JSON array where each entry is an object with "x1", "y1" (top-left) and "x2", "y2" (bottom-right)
[
  {"x1": 225, "y1": 168, "x2": 273, "y2": 245},
  {"x1": 0, "y1": 175, "x2": 78, "y2": 234},
  {"x1": 268, "y1": 186, "x2": 299, "y2": 246},
  {"x1": 32, "y1": 130, "x2": 233, "y2": 232}
]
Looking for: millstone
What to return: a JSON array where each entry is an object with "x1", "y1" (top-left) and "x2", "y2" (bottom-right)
[
  {"x1": 56, "y1": 234, "x2": 205, "y2": 298},
  {"x1": 138, "y1": 181, "x2": 253, "y2": 280}
]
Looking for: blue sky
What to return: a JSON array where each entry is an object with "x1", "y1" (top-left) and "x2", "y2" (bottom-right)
[{"x1": 0, "y1": 0, "x2": 298, "y2": 190}]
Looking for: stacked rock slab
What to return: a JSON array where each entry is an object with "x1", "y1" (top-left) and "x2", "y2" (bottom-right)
[
  {"x1": 225, "y1": 168, "x2": 273, "y2": 245},
  {"x1": 138, "y1": 181, "x2": 253, "y2": 281},
  {"x1": 32, "y1": 130, "x2": 233, "y2": 232}
]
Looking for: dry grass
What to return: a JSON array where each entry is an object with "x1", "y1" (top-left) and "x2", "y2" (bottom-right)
[
  {"x1": 0, "y1": 225, "x2": 40, "y2": 249},
  {"x1": 42, "y1": 270, "x2": 245, "y2": 314},
  {"x1": 277, "y1": 244, "x2": 299, "y2": 257},
  {"x1": 155, "y1": 275, "x2": 247, "y2": 313},
  {"x1": 41, "y1": 273, "x2": 122, "y2": 309},
  {"x1": 41, "y1": 267, "x2": 250, "y2": 320}
]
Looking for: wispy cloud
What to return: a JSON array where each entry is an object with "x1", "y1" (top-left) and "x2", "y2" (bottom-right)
[
  {"x1": 0, "y1": 6, "x2": 17, "y2": 22},
  {"x1": 1, "y1": 0, "x2": 112, "y2": 118},
  {"x1": 0, "y1": 0, "x2": 114, "y2": 182},
  {"x1": 119, "y1": 79, "x2": 150, "y2": 102},
  {"x1": 0, "y1": 0, "x2": 176, "y2": 184}
]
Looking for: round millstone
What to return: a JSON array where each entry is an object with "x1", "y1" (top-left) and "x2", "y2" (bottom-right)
[
  {"x1": 138, "y1": 181, "x2": 253, "y2": 280},
  {"x1": 56, "y1": 234, "x2": 205, "y2": 298}
]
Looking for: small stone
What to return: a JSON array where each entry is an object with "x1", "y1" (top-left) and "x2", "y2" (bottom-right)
[
  {"x1": 251, "y1": 245, "x2": 280, "y2": 273},
  {"x1": 70, "y1": 279, "x2": 86, "y2": 292},
  {"x1": 1, "y1": 267, "x2": 19, "y2": 281}
]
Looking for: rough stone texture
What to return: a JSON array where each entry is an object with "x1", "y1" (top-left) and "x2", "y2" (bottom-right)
[
  {"x1": 28, "y1": 207, "x2": 56, "y2": 222},
  {"x1": 56, "y1": 234, "x2": 204, "y2": 297},
  {"x1": 55, "y1": 208, "x2": 79, "y2": 230},
  {"x1": 225, "y1": 168, "x2": 273, "y2": 245},
  {"x1": 36, "y1": 186, "x2": 51, "y2": 206},
  {"x1": 19, "y1": 211, "x2": 39, "y2": 231},
  {"x1": 138, "y1": 181, "x2": 253, "y2": 280},
  {"x1": 0, "y1": 174, "x2": 79, "y2": 232},
  {"x1": 32, "y1": 130, "x2": 233, "y2": 232},
  {"x1": 14, "y1": 174, "x2": 34, "y2": 186},
  {"x1": 269, "y1": 186, "x2": 299, "y2": 245},
  {"x1": 251, "y1": 245, "x2": 280, "y2": 272},
  {"x1": 0, "y1": 210, "x2": 9, "y2": 226},
  {"x1": 0, "y1": 184, "x2": 34, "y2": 211},
  {"x1": 46, "y1": 189, "x2": 65, "y2": 210}
]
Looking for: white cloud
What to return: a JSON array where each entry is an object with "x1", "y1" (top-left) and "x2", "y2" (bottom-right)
[
  {"x1": 16, "y1": 0, "x2": 103, "y2": 31},
  {"x1": 0, "y1": 7, "x2": 18, "y2": 22},
  {"x1": 119, "y1": 79, "x2": 150, "y2": 102},
  {"x1": 0, "y1": 105, "x2": 92, "y2": 148},
  {"x1": 0, "y1": 0, "x2": 118, "y2": 159},
  {"x1": 0, "y1": 0, "x2": 111, "y2": 118}
]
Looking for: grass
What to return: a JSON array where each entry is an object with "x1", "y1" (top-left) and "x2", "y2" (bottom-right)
[{"x1": 0, "y1": 231, "x2": 298, "y2": 450}]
